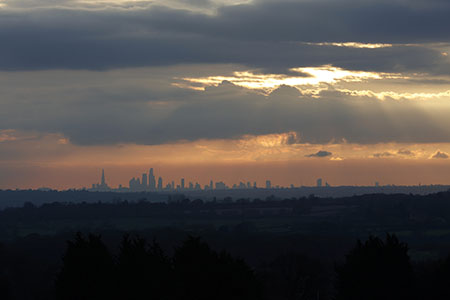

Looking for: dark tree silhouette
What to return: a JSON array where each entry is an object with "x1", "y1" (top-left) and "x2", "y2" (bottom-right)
[
  {"x1": 335, "y1": 234, "x2": 415, "y2": 300},
  {"x1": 416, "y1": 253, "x2": 450, "y2": 300},
  {"x1": 262, "y1": 253, "x2": 328, "y2": 300},
  {"x1": 431, "y1": 254, "x2": 450, "y2": 299},
  {"x1": 55, "y1": 233, "x2": 114, "y2": 300},
  {"x1": 0, "y1": 243, "x2": 10, "y2": 300},
  {"x1": 116, "y1": 234, "x2": 172, "y2": 300},
  {"x1": 173, "y1": 236, "x2": 261, "y2": 300},
  {"x1": 0, "y1": 279, "x2": 9, "y2": 300}
]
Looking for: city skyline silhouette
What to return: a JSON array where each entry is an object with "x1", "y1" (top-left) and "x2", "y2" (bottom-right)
[{"x1": 89, "y1": 167, "x2": 329, "y2": 192}]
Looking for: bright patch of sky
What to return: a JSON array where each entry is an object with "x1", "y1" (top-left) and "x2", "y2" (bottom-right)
[
  {"x1": 305, "y1": 42, "x2": 393, "y2": 49},
  {"x1": 179, "y1": 65, "x2": 405, "y2": 96},
  {"x1": 179, "y1": 65, "x2": 450, "y2": 101},
  {"x1": 0, "y1": 0, "x2": 251, "y2": 12}
]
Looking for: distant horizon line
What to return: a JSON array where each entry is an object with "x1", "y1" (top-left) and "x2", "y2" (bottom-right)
[{"x1": 3, "y1": 183, "x2": 450, "y2": 193}]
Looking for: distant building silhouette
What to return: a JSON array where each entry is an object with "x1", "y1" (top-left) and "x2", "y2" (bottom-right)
[
  {"x1": 88, "y1": 167, "x2": 450, "y2": 195},
  {"x1": 317, "y1": 178, "x2": 322, "y2": 188},
  {"x1": 142, "y1": 173, "x2": 148, "y2": 188},
  {"x1": 101, "y1": 169, "x2": 106, "y2": 186},
  {"x1": 149, "y1": 168, "x2": 156, "y2": 190},
  {"x1": 90, "y1": 167, "x2": 346, "y2": 193},
  {"x1": 157, "y1": 177, "x2": 163, "y2": 190},
  {"x1": 129, "y1": 177, "x2": 136, "y2": 190},
  {"x1": 90, "y1": 169, "x2": 111, "y2": 191},
  {"x1": 215, "y1": 181, "x2": 227, "y2": 190}
]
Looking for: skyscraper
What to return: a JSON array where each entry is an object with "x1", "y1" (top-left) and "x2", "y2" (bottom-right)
[
  {"x1": 101, "y1": 169, "x2": 106, "y2": 186},
  {"x1": 142, "y1": 173, "x2": 148, "y2": 188},
  {"x1": 215, "y1": 181, "x2": 227, "y2": 189},
  {"x1": 265, "y1": 180, "x2": 271, "y2": 189},
  {"x1": 317, "y1": 178, "x2": 323, "y2": 187},
  {"x1": 148, "y1": 168, "x2": 156, "y2": 190},
  {"x1": 181, "y1": 178, "x2": 185, "y2": 190},
  {"x1": 89, "y1": 168, "x2": 111, "y2": 191},
  {"x1": 157, "y1": 177, "x2": 163, "y2": 190},
  {"x1": 129, "y1": 177, "x2": 134, "y2": 189}
]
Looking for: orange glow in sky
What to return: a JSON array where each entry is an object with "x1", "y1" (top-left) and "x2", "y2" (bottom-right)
[{"x1": 2, "y1": 130, "x2": 450, "y2": 189}]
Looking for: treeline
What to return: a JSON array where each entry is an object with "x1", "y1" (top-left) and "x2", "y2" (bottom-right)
[
  {"x1": 1, "y1": 233, "x2": 450, "y2": 300},
  {"x1": 0, "y1": 190, "x2": 171, "y2": 210},
  {"x1": 0, "y1": 197, "x2": 314, "y2": 222},
  {"x1": 3, "y1": 190, "x2": 450, "y2": 222}
]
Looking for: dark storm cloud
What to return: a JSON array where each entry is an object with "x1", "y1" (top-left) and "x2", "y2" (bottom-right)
[
  {"x1": 212, "y1": 0, "x2": 450, "y2": 43},
  {"x1": 2, "y1": 74, "x2": 450, "y2": 146},
  {"x1": 66, "y1": 87, "x2": 450, "y2": 145},
  {"x1": 306, "y1": 151, "x2": 332, "y2": 158},
  {"x1": 1, "y1": 1, "x2": 450, "y2": 147},
  {"x1": 0, "y1": 0, "x2": 449, "y2": 72}
]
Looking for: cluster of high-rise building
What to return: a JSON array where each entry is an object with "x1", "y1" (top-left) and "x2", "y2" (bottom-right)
[
  {"x1": 126, "y1": 168, "x2": 239, "y2": 192},
  {"x1": 90, "y1": 168, "x2": 230, "y2": 192},
  {"x1": 128, "y1": 168, "x2": 161, "y2": 191},
  {"x1": 89, "y1": 168, "x2": 330, "y2": 192}
]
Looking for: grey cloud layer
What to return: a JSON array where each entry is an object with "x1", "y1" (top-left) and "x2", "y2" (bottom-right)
[
  {"x1": 0, "y1": 0, "x2": 449, "y2": 72},
  {"x1": 2, "y1": 1, "x2": 450, "y2": 147},
  {"x1": 1, "y1": 69, "x2": 450, "y2": 146}
]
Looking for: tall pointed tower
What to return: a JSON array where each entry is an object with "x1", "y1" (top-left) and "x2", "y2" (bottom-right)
[
  {"x1": 149, "y1": 168, "x2": 156, "y2": 190},
  {"x1": 101, "y1": 169, "x2": 106, "y2": 186}
]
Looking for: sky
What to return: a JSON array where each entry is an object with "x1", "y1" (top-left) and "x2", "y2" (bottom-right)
[{"x1": 1, "y1": 0, "x2": 450, "y2": 189}]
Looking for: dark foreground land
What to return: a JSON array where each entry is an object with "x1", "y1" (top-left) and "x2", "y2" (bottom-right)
[{"x1": 1, "y1": 190, "x2": 450, "y2": 299}]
